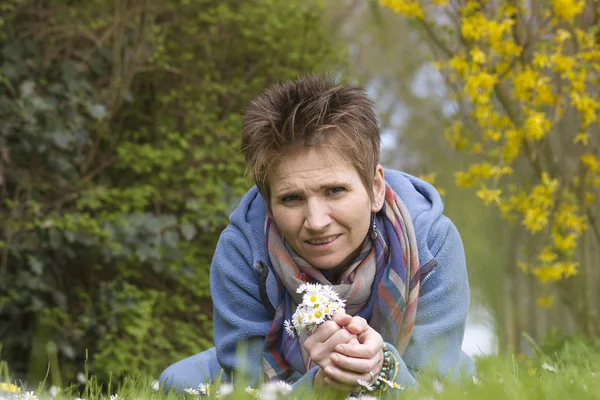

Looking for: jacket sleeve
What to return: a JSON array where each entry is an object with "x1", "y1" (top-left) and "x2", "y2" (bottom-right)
[
  {"x1": 385, "y1": 215, "x2": 475, "y2": 392},
  {"x1": 210, "y1": 225, "x2": 319, "y2": 391}
]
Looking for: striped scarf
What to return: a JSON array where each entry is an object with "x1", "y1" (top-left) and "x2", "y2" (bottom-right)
[{"x1": 262, "y1": 185, "x2": 420, "y2": 381}]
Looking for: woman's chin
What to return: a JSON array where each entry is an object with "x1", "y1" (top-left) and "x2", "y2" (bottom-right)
[{"x1": 308, "y1": 256, "x2": 346, "y2": 272}]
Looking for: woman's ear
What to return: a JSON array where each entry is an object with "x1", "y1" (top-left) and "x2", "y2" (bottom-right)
[{"x1": 371, "y1": 165, "x2": 386, "y2": 212}]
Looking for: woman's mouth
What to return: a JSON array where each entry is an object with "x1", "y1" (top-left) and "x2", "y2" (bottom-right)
[{"x1": 306, "y1": 235, "x2": 340, "y2": 245}]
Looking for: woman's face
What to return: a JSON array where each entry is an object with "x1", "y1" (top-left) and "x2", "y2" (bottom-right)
[{"x1": 268, "y1": 146, "x2": 385, "y2": 271}]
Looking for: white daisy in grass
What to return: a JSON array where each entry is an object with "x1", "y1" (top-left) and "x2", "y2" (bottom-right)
[
  {"x1": 246, "y1": 381, "x2": 293, "y2": 400},
  {"x1": 378, "y1": 377, "x2": 404, "y2": 390},
  {"x1": 49, "y1": 386, "x2": 60, "y2": 397},
  {"x1": 542, "y1": 362, "x2": 557, "y2": 373},
  {"x1": 184, "y1": 388, "x2": 200, "y2": 396},
  {"x1": 21, "y1": 392, "x2": 38, "y2": 400},
  {"x1": 245, "y1": 386, "x2": 259, "y2": 397},
  {"x1": 218, "y1": 383, "x2": 234, "y2": 397},
  {"x1": 0, "y1": 383, "x2": 21, "y2": 394},
  {"x1": 356, "y1": 380, "x2": 374, "y2": 391},
  {"x1": 271, "y1": 381, "x2": 292, "y2": 394},
  {"x1": 198, "y1": 383, "x2": 211, "y2": 396},
  {"x1": 76, "y1": 372, "x2": 86, "y2": 384},
  {"x1": 261, "y1": 381, "x2": 292, "y2": 395}
]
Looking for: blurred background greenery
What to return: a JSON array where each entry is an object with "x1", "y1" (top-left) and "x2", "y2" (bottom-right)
[{"x1": 0, "y1": 0, "x2": 597, "y2": 389}]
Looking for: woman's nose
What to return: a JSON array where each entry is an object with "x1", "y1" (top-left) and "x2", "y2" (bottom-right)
[{"x1": 304, "y1": 200, "x2": 331, "y2": 231}]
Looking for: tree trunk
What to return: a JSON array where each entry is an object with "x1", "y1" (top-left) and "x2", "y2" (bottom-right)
[
  {"x1": 557, "y1": 231, "x2": 598, "y2": 338},
  {"x1": 504, "y1": 225, "x2": 521, "y2": 353},
  {"x1": 581, "y1": 230, "x2": 598, "y2": 339}
]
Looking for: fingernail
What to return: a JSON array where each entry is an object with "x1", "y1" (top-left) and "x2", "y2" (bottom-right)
[
  {"x1": 325, "y1": 366, "x2": 335, "y2": 375},
  {"x1": 331, "y1": 354, "x2": 339, "y2": 363}
]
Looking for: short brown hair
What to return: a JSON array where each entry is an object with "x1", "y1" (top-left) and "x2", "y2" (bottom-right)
[{"x1": 241, "y1": 74, "x2": 380, "y2": 207}]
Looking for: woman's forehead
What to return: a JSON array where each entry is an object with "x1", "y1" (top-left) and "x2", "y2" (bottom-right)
[{"x1": 269, "y1": 147, "x2": 360, "y2": 192}]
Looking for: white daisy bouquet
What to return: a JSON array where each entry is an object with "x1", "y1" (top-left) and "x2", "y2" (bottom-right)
[{"x1": 284, "y1": 282, "x2": 346, "y2": 337}]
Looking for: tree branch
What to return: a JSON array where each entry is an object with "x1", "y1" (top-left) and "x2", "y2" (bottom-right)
[{"x1": 418, "y1": 17, "x2": 453, "y2": 59}]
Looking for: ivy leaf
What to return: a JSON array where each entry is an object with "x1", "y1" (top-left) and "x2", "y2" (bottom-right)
[
  {"x1": 52, "y1": 131, "x2": 71, "y2": 150},
  {"x1": 19, "y1": 80, "x2": 35, "y2": 97},
  {"x1": 181, "y1": 222, "x2": 197, "y2": 241},
  {"x1": 162, "y1": 230, "x2": 179, "y2": 248},
  {"x1": 88, "y1": 103, "x2": 107, "y2": 120},
  {"x1": 27, "y1": 255, "x2": 43, "y2": 275}
]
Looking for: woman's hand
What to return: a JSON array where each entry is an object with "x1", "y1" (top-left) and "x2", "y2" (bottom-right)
[
  {"x1": 303, "y1": 311, "x2": 355, "y2": 370},
  {"x1": 324, "y1": 315, "x2": 385, "y2": 386},
  {"x1": 306, "y1": 312, "x2": 385, "y2": 391},
  {"x1": 305, "y1": 311, "x2": 359, "y2": 392}
]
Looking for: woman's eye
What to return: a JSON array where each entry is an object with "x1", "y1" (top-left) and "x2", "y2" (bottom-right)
[
  {"x1": 282, "y1": 195, "x2": 301, "y2": 203},
  {"x1": 328, "y1": 187, "x2": 346, "y2": 195}
]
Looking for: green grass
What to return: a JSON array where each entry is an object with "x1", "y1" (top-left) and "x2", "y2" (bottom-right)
[{"x1": 2, "y1": 341, "x2": 600, "y2": 400}]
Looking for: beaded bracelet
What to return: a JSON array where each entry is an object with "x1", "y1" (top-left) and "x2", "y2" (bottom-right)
[
  {"x1": 358, "y1": 343, "x2": 399, "y2": 396},
  {"x1": 376, "y1": 344, "x2": 399, "y2": 392}
]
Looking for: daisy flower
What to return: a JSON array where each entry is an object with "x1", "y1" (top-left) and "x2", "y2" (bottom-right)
[
  {"x1": 49, "y1": 386, "x2": 60, "y2": 397},
  {"x1": 286, "y1": 283, "x2": 346, "y2": 336},
  {"x1": 198, "y1": 383, "x2": 211, "y2": 396},
  {"x1": 245, "y1": 386, "x2": 259, "y2": 398},
  {"x1": 356, "y1": 380, "x2": 374, "y2": 391},
  {"x1": 303, "y1": 292, "x2": 323, "y2": 308},
  {"x1": 271, "y1": 381, "x2": 292, "y2": 394},
  {"x1": 184, "y1": 388, "x2": 200, "y2": 396},
  {"x1": 378, "y1": 377, "x2": 404, "y2": 390},
  {"x1": 0, "y1": 383, "x2": 21, "y2": 394},
  {"x1": 296, "y1": 282, "x2": 318, "y2": 295},
  {"x1": 218, "y1": 383, "x2": 234, "y2": 397},
  {"x1": 21, "y1": 392, "x2": 38, "y2": 400},
  {"x1": 76, "y1": 372, "x2": 87, "y2": 384},
  {"x1": 542, "y1": 362, "x2": 557, "y2": 373},
  {"x1": 284, "y1": 320, "x2": 295, "y2": 338}
]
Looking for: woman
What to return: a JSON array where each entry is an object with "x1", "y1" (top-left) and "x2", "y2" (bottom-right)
[{"x1": 160, "y1": 75, "x2": 474, "y2": 395}]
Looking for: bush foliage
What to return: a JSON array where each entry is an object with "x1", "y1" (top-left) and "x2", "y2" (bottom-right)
[{"x1": 0, "y1": 0, "x2": 345, "y2": 384}]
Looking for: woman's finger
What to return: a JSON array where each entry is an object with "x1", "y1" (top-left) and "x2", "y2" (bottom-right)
[
  {"x1": 322, "y1": 376, "x2": 356, "y2": 392},
  {"x1": 323, "y1": 325, "x2": 357, "y2": 350},
  {"x1": 330, "y1": 350, "x2": 382, "y2": 374},
  {"x1": 305, "y1": 322, "x2": 358, "y2": 369},
  {"x1": 335, "y1": 328, "x2": 383, "y2": 358},
  {"x1": 345, "y1": 316, "x2": 369, "y2": 336},
  {"x1": 332, "y1": 310, "x2": 353, "y2": 327},
  {"x1": 305, "y1": 320, "x2": 342, "y2": 346},
  {"x1": 324, "y1": 365, "x2": 374, "y2": 387}
]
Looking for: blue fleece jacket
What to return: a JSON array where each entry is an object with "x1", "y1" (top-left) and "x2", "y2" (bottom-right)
[{"x1": 209, "y1": 169, "x2": 475, "y2": 392}]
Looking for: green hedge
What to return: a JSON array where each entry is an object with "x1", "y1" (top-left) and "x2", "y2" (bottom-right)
[{"x1": 0, "y1": 0, "x2": 345, "y2": 385}]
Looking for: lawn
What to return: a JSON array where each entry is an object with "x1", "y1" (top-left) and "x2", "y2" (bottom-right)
[{"x1": 2, "y1": 339, "x2": 599, "y2": 400}]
